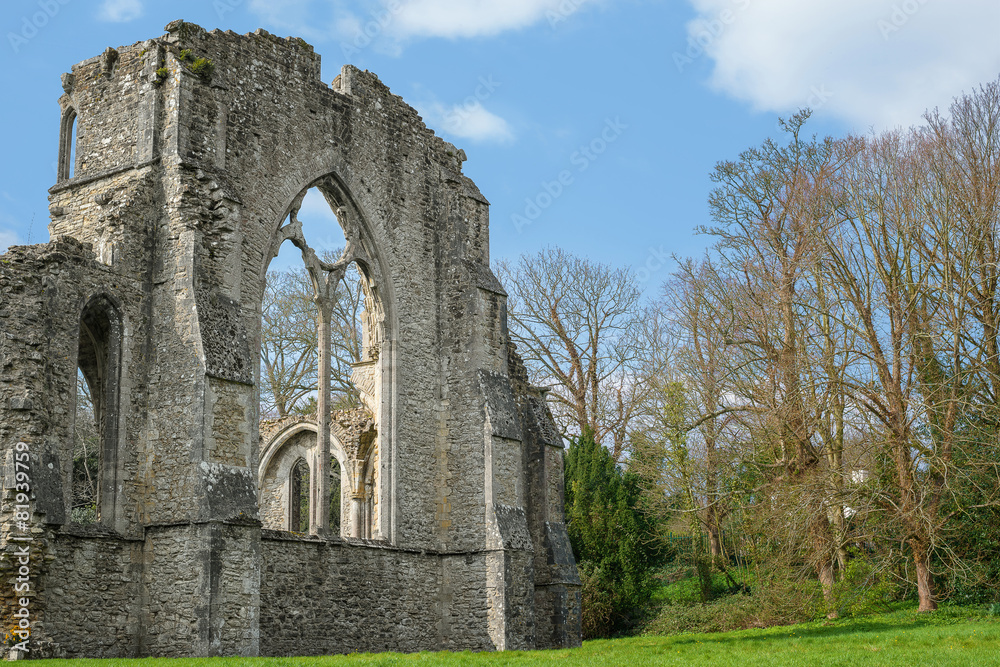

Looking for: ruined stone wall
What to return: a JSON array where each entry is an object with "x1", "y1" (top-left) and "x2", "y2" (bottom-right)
[
  {"x1": 507, "y1": 345, "x2": 582, "y2": 649},
  {"x1": 46, "y1": 21, "x2": 496, "y2": 550},
  {"x1": 0, "y1": 239, "x2": 149, "y2": 533},
  {"x1": 141, "y1": 522, "x2": 260, "y2": 657},
  {"x1": 34, "y1": 530, "x2": 143, "y2": 658},
  {"x1": 259, "y1": 533, "x2": 492, "y2": 656},
  {"x1": 63, "y1": 45, "x2": 148, "y2": 177},
  {"x1": 0, "y1": 21, "x2": 579, "y2": 658},
  {"x1": 0, "y1": 239, "x2": 148, "y2": 655}
]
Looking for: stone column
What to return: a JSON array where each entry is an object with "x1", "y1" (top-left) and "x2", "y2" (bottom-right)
[
  {"x1": 349, "y1": 459, "x2": 366, "y2": 538},
  {"x1": 310, "y1": 296, "x2": 333, "y2": 537},
  {"x1": 281, "y1": 199, "x2": 354, "y2": 539}
]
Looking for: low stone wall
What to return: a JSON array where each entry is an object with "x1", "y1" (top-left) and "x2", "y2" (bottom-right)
[
  {"x1": 259, "y1": 531, "x2": 494, "y2": 656},
  {"x1": 29, "y1": 528, "x2": 143, "y2": 659}
]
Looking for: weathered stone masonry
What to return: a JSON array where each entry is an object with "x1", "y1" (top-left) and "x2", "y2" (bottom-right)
[{"x1": 0, "y1": 21, "x2": 580, "y2": 658}]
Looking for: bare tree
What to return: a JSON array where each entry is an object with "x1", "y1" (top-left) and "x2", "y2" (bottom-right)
[
  {"x1": 260, "y1": 267, "x2": 319, "y2": 418},
  {"x1": 703, "y1": 110, "x2": 835, "y2": 475},
  {"x1": 260, "y1": 253, "x2": 364, "y2": 419},
  {"x1": 644, "y1": 86, "x2": 1000, "y2": 616},
  {"x1": 699, "y1": 110, "x2": 850, "y2": 606},
  {"x1": 496, "y1": 247, "x2": 643, "y2": 459},
  {"x1": 924, "y1": 81, "x2": 1000, "y2": 410},
  {"x1": 640, "y1": 258, "x2": 742, "y2": 561},
  {"x1": 823, "y1": 130, "x2": 939, "y2": 610}
]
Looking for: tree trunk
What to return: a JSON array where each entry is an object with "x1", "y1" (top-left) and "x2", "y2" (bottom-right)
[
  {"x1": 811, "y1": 514, "x2": 838, "y2": 617},
  {"x1": 708, "y1": 519, "x2": 722, "y2": 560},
  {"x1": 818, "y1": 558, "x2": 837, "y2": 619},
  {"x1": 911, "y1": 537, "x2": 937, "y2": 612}
]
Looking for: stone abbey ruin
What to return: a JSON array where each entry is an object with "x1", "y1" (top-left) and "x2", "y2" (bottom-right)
[{"x1": 0, "y1": 21, "x2": 581, "y2": 658}]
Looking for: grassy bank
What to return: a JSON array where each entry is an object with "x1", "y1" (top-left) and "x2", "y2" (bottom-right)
[{"x1": 30, "y1": 605, "x2": 1000, "y2": 666}]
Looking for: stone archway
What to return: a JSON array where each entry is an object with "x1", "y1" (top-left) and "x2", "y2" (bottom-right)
[
  {"x1": 258, "y1": 410, "x2": 376, "y2": 537},
  {"x1": 259, "y1": 174, "x2": 391, "y2": 538}
]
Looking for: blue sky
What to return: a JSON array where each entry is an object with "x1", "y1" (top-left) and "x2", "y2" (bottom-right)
[{"x1": 2, "y1": 0, "x2": 999, "y2": 294}]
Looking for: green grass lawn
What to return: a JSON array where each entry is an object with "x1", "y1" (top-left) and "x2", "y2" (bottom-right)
[
  {"x1": 650, "y1": 564, "x2": 754, "y2": 605},
  {"x1": 31, "y1": 606, "x2": 1000, "y2": 667}
]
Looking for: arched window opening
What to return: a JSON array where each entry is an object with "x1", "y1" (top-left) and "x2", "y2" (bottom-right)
[
  {"x1": 259, "y1": 183, "x2": 386, "y2": 539},
  {"x1": 73, "y1": 295, "x2": 121, "y2": 527},
  {"x1": 58, "y1": 108, "x2": 77, "y2": 181},
  {"x1": 259, "y1": 424, "x2": 351, "y2": 536},
  {"x1": 289, "y1": 458, "x2": 310, "y2": 532},
  {"x1": 259, "y1": 189, "x2": 367, "y2": 420}
]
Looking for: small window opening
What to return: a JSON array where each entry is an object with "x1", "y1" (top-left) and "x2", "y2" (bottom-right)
[
  {"x1": 289, "y1": 458, "x2": 310, "y2": 532},
  {"x1": 58, "y1": 108, "x2": 77, "y2": 181}
]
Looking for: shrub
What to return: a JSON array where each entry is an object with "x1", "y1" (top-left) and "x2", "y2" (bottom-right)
[
  {"x1": 830, "y1": 551, "x2": 896, "y2": 618},
  {"x1": 644, "y1": 566, "x2": 824, "y2": 635},
  {"x1": 566, "y1": 430, "x2": 668, "y2": 637},
  {"x1": 189, "y1": 57, "x2": 215, "y2": 82}
]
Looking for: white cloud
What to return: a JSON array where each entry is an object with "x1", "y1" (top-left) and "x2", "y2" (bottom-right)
[
  {"x1": 98, "y1": 0, "x2": 143, "y2": 22},
  {"x1": 684, "y1": 0, "x2": 1000, "y2": 129},
  {"x1": 385, "y1": 0, "x2": 595, "y2": 40},
  {"x1": 418, "y1": 100, "x2": 514, "y2": 143},
  {"x1": 248, "y1": 0, "x2": 597, "y2": 52}
]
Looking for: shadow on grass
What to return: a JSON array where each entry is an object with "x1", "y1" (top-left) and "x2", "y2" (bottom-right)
[{"x1": 666, "y1": 612, "x2": 963, "y2": 648}]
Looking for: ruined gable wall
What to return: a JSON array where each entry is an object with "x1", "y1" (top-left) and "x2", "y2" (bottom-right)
[
  {"x1": 135, "y1": 22, "x2": 498, "y2": 552},
  {"x1": 1, "y1": 20, "x2": 579, "y2": 656}
]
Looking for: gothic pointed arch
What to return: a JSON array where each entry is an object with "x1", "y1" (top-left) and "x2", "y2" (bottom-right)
[
  {"x1": 258, "y1": 173, "x2": 394, "y2": 540},
  {"x1": 73, "y1": 293, "x2": 123, "y2": 527}
]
